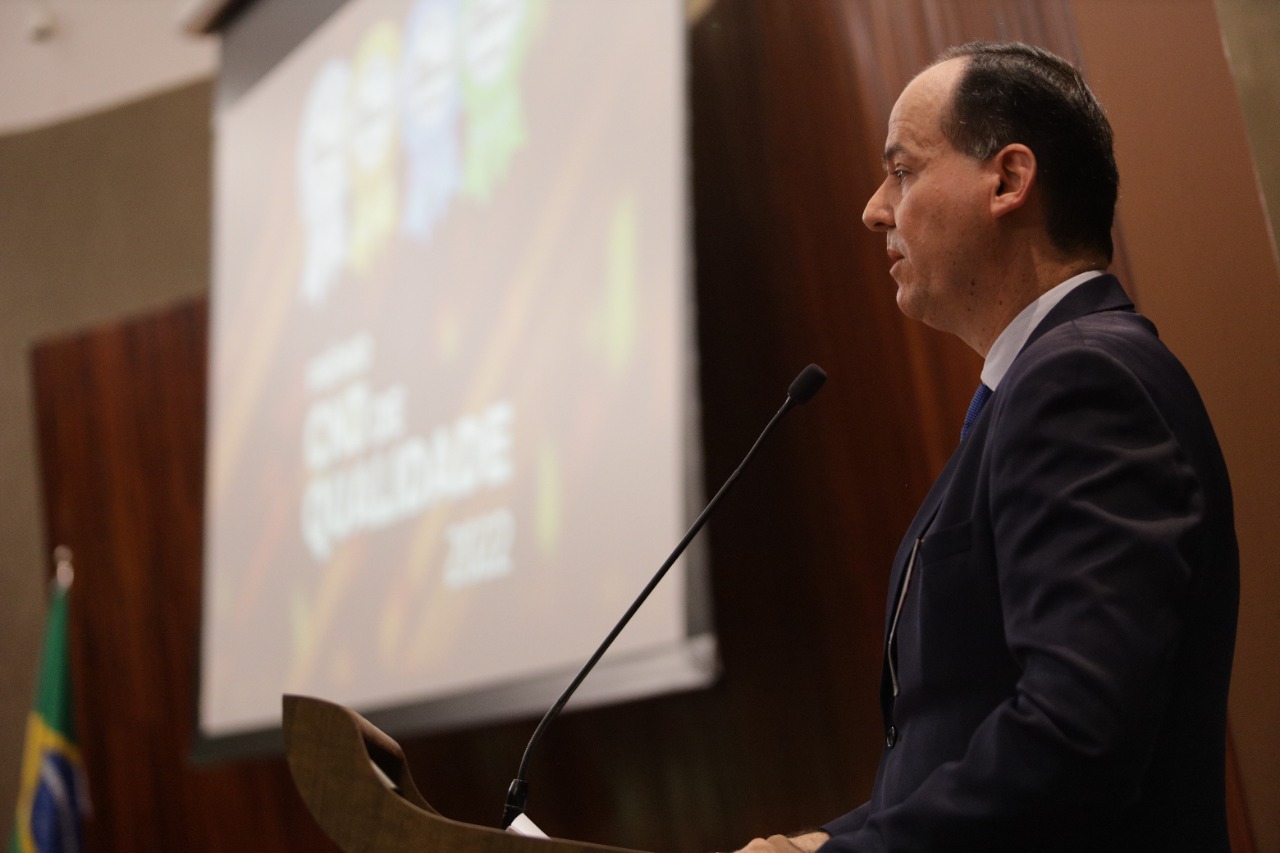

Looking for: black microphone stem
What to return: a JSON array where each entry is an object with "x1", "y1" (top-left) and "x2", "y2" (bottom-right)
[{"x1": 501, "y1": 365, "x2": 826, "y2": 829}]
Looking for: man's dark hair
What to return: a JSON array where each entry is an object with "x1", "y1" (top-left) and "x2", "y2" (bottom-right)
[{"x1": 934, "y1": 42, "x2": 1118, "y2": 262}]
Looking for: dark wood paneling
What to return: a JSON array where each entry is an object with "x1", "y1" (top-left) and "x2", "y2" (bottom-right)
[
  {"x1": 32, "y1": 301, "x2": 338, "y2": 853},
  {"x1": 1227, "y1": 725, "x2": 1257, "y2": 853}
]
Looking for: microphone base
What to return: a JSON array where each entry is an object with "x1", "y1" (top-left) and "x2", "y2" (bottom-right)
[{"x1": 500, "y1": 778, "x2": 529, "y2": 829}]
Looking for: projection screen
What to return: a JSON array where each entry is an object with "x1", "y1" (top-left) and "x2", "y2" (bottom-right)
[{"x1": 198, "y1": 0, "x2": 711, "y2": 757}]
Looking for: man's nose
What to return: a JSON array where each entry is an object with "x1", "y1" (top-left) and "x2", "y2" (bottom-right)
[{"x1": 863, "y1": 181, "x2": 894, "y2": 232}]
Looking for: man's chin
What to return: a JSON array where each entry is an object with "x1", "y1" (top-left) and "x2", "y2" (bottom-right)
[{"x1": 894, "y1": 284, "x2": 925, "y2": 321}]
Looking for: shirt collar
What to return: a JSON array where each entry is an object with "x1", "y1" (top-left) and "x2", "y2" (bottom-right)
[{"x1": 980, "y1": 270, "x2": 1106, "y2": 391}]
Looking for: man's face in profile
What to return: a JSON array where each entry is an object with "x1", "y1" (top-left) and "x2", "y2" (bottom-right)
[{"x1": 862, "y1": 58, "x2": 998, "y2": 338}]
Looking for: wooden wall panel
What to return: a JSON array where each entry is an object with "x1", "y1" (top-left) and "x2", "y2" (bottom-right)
[
  {"x1": 26, "y1": 4, "x2": 1165, "y2": 853},
  {"x1": 31, "y1": 301, "x2": 339, "y2": 853}
]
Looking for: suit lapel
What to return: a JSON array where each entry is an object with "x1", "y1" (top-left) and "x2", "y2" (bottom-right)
[
  {"x1": 882, "y1": 450, "x2": 962, "y2": 632},
  {"x1": 879, "y1": 444, "x2": 966, "y2": 720},
  {"x1": 881, "y1": 274, "x2": 1134, "y2": 625},
  {"x1": 876, "y1": 273, "x2": 1137, "y2": 722}
]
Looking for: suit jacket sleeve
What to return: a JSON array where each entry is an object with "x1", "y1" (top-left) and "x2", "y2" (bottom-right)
[
  {"x1": 822, "y1": 802, "x2": 870, "y2": 837},
  {"x1": 821, "y1": 337, "x2": 1205, "y2": 852}
]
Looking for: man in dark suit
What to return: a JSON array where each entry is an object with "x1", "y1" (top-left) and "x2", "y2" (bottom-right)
[{"x1": 736, "y1": 42, "x2": 1238, "y2": 853}]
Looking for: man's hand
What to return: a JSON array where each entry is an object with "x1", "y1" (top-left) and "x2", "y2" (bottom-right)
[{"x1": 733, "y1": 831, "x2": 829, "y2": 853}]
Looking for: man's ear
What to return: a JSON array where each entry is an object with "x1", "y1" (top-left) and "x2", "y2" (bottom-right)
[{"x1": 989, "y1": 143, "x2": 1036, "y2": 218}]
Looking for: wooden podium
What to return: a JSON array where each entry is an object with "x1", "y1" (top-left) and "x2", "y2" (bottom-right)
[{"x1": 283, "y1": 695, "x2": 642, "y2": 853}]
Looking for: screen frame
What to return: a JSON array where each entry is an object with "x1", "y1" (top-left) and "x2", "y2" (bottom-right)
[{"x1": 192, "y1": 0, "x2": 712, "y2": 764}]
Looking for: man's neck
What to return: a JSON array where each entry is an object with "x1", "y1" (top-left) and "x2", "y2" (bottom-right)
[{"x1": 965, "y1": 254, "x2": 1106, "y2": 357}]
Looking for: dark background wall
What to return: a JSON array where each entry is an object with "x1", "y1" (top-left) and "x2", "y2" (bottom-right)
[{"x1": 4, "y1": 1, "x2": 1277, "y2": 850}]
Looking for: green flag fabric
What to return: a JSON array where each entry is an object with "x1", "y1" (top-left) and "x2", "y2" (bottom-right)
[{"x1": 9, "y1": 583, "x2": 89, "y2": 853}]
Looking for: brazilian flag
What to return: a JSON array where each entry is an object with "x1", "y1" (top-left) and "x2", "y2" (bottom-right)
[{"x1": 9, "y1": 581, "x2": 89, "y2": 853}]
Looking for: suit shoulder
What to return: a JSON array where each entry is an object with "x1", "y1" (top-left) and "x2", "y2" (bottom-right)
[{"x1": 1009, "y1": 308, "x2": 1188, "y2": 389}]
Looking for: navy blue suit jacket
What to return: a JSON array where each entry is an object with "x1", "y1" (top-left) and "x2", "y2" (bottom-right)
[{"x1": 821, "y1": 275, "x2": 1238, "y2": 852}]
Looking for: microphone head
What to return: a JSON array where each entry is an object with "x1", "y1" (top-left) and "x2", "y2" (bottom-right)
[{"x1": 788, "y1": 364, "x2": 827, "y2": 404}]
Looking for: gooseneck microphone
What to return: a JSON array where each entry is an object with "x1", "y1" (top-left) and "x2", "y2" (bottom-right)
[{"x1": 500, "y1": 364, "x2": 827, "y2": 829}]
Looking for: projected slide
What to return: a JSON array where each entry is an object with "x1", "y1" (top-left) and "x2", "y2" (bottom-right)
[{"x1": 200, "y1": 0, "x2": 700, "y2": 743}]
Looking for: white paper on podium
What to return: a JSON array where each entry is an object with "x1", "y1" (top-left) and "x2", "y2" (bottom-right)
[{"x1": 506, "y1": 814, "x2": 550, "y2": 839}]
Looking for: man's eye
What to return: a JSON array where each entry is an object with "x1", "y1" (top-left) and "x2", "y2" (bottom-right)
[{"x1": 892, "y1": 169, "x2": 908, "y2": 182}]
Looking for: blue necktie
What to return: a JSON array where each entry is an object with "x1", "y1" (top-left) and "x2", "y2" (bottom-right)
[{"x1": 961, "y1": 383, "x2": 993, "y2": 440}]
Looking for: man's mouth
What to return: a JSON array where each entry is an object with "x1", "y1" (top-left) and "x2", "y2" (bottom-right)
[{"x1": 887, "y1": 248, "x2": 904, "y2": 275}]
